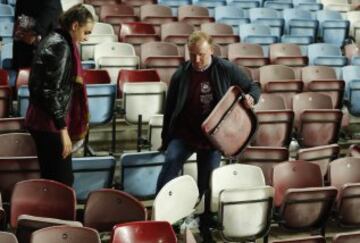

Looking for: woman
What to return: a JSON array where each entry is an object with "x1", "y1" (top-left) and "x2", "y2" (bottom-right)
[{"x1": 25, "y1": 4, "x2": 94, "y2": 186}]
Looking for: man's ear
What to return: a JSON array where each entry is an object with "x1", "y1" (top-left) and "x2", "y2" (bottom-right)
[{"x1": 210, "y1": 45, "x2": 214, "y2": 55}]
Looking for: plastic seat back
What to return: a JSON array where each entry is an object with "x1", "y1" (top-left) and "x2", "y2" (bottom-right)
[
  {"x1": 273, "y1": 160, "x2": 323, "y2": 207},
  {"x1": 211, "y1": 163, "x2": 265, "y2": 212},
  {"x1": 94, "y1": 42, "x2": 138, "y2": 83},
  {"x1": 253, "y1": 109, "x2": 294, "y2": 147},
  {"x1": 260, "y1": 65, "x2": 303, "y2": 108},
  {"x1": 342, "y1": 65, "x2": 360, "y2": 115},
  {"x1": 0, "y1": 86, "x2": 11, "y2": 118},
  {"x1": 161, "y1": 22, "x2": 194, "y2": 56},
  {"x1": 100, "y1": 4, "x2": 138, "y2": 33},
  {"x1": 148, "y1": 114, "x2": 163, "y2": 151},
  {"x1": 140, "y1": 4, "x2": 176, "y2": 35},
  {"x1": 255, "y1": 93, "x2": 286, "y2": 111},
  {"x1": 239, "y1": 147, "x2": 289, "y2": 185},
  {"x1": 118, "y1": 22, "x2": 159, "y2": 56},
  {"x1": 11, "y1": 179, "x2": 76, "y2": 228},
  {"x1": 292, "y1": 92, "x2": 333, "y2": 128},
  {"x1": 239, "y1": 24, "x2": 278, "y2": 56},
  {"x1": 178, "y1": 5, "x2": 214, "y2": 30},
  {"x1": 0, "y1": 232, "x2": 18, "y2": 243},
  {"x1": 269, "y1": 43, "x2": 307, "y2": 66},
  {"x1": 272, "y1": 235, "x2": 326, "y2": 242},
  {"x1": 111, "y1": 221, "x2": 177, "y2": 243},
  {"x1": 83, "y1": 69, "x2": 111, "y2": 84},
  {"x1": 317, "y1": 10, "x2": 349, "y2": 47},
  {"x1": 297, "y1": 144, "x2": 340, "y2": 178},
  {"x1": 152, "y1": 175, "x2": 199, "y2": 224},
  {"x1": 141, "y1": 41, "x2": 183, "y2": 84},
  {"x1": 219, "y1": 186, "x2": 274, "y2": 242},
  {"x1": 228, "y1": 43, "x2": 268, "y2": 68},
  {"x1": 283, "y1": 8, "x2": 318, "y2": 40},
  {"x1": 333, "y1": 232, "x2": 360, "y2": 243},
  {"x1": 249, "y1": 8, "x2": 284, "y2": 37},
  {"x1": 84, "y1": 189, "x2": 146, "y2": 232},
  {"x1": 302, "y1": 65, "x2": 344, "y2": 108},
  {"x1": 0, "y1": 133, "x2": 36, "y2": 156},
  {"x1": 31, "y1": 225, "x2": 100, "y2": 243},
  {"x1": 117, "y1": 69, "x2": 160, "y2": 97},
  {"x1": 308, "y1": 43, "x2": 347, "y2": 67},
  {"x1": 119, "y1": 151, "x2": 166, "y2": 199},
  {"x1": 0, "y1": 157, "x2": 40, "y2": 203},
  {"x1": 214, "y1": 6, "x2": 249, "y2": 34},
  {"x1": 122, "y1": 82, "x2": 166, "y2": 124},
  {"x1": 72, "y1": 156, "x2": 116, "y2": 203},
  {"x1": 87, "y1": 84, "x2": 116, "y2": 125},
  {"x1": 0, "y1": 69, "x2": 9, "y2": 86}
]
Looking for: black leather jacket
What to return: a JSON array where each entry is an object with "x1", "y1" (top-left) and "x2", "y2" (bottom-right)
[{"x1": 28, "y1": 29, "x2": 74, "y2": 129}]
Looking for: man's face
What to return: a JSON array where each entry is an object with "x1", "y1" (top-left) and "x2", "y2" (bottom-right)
[{"x1": 188, "y1": 40, "x2": 213, "y2": 71}]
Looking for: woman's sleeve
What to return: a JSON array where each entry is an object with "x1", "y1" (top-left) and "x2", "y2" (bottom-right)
[{"x1": 37, "y1": 41, "x2": 70, "y2": 129}]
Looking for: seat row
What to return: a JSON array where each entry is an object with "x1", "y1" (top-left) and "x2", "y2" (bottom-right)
[
  {"x1": 2, "y1": 156, "x2": 360, "y2": 243},
  {"x1": 0, "y1": 66, "x2": 356, "y2": 152},
  {"x1": 89, "y1": 2, "x2": 360, "y2": 42},
  {"x1": 0, "y1": 178, "x2": 178, "y2": 243}
]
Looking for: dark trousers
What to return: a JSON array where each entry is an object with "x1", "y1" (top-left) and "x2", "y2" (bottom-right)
[
  {"x1": 30, "y1": 130, "x2": 74, "y2": 187},
  {"x1": 156, "y1": 138, "x2": 221, "y2": 233}
]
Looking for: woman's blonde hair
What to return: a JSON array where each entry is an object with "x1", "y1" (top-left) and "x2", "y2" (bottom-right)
[{"x1": 59, "y1": 4, "x2": 94, "y2": 31}]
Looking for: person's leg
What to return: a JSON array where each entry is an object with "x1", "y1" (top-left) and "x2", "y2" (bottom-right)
[
  {"x1": 197, "y1": 149, "x2": 221, "y2": 243},
  {"x1": 156, "y1": 138, "x2": 193, "y2": 193},
  {"x1": 30, "y1": 130, "x2": 74, "y2": 186}
]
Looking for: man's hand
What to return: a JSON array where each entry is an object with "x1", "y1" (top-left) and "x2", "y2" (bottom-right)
[
  {"x1": 60, "y1": 128, "x2": 72, "y2": 158},
  {"x1": 244, "y1": 94, "x2": 255, "y2": 108}
]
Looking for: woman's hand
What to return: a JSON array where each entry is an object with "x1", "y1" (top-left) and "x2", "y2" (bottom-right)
[{"x1": 60, "y1": 128, "x2": 72, "y2": 158}]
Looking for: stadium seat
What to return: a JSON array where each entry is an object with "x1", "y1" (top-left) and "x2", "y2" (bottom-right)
[
  {"x1": 239, "y1": 146, "x2": 289, "y2": 185},
  {"x1": 112, "y1": 221, "x2": 177, "y2": 243},
  {"x1": 83, "y1": 189, "x2": 146, "y2": 232},
  {"x1": 31, "y1": 225, "x2": 100, "y2": 243}
]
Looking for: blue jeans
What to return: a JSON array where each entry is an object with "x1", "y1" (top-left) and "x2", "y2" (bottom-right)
[{"x1": 156, "y1": 138, "x2": 221, "y2": 198}]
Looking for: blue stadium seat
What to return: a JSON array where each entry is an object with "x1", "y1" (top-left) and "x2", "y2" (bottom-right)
[
  {"x1": 264, "y1": 0, "x2": 293, "y2": 16},
  {"x1": 214, "y1": 6, "x2": 249, "y2": 34},
  {"x1": 293, "y1": 0, "x2": 323, "y2": 18},
  {"x1": 239, "y1": 23, "x2": 278, "y2": 56},
  {"x1": 0, "y1": 3, "x2": 14, "y2": 44},
  {"x1": 226, "y1": 0, "x2": 262, "y2": 17},
  {"x1": 0, "y1": 3, "x2": 14, "y2": 16},
  {"x1": 86, "y1": 83, "x2": 117, "y2": 154},
  {"x1": 119, "y1": 151, "x2": 166, "y2": 199},
  {"x1": 0, "y1": 20, "x2": 13, "y2": 44},
  {"x1": 17, "y1": 85, "x2": 29, "y2": 117},
  {"x1": 157, "y1": 0, "x2": 191, "y2": 15},
  {"x1": 342, "y1": 65, "x2": 360, "y2": 116},
  {"x1": 249, "y1": 7, "x2": 284, "y2": 38},
  {"x1": 192, "y1": 0, "x2": 226, "y2": 17},
  {"x1": 316, "y1": 10, "x2": 349, "y2": 47},
  {"x1": 72, "y1": 156, "x2": 116, "y2": 203},
  {"x1": 0, "y1": 42, "x2": 12, "y2": 69},
  {"x1": 308, "y1": 43, "x2": 347, "y2": 67},
  {"x1": 283, "y1": 8, "x2": 318, "y2": 40}
]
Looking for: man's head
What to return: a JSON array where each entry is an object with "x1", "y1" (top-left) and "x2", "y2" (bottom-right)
[{"x1": 188, "y1": 31, "x2": 214, "y2": 71}]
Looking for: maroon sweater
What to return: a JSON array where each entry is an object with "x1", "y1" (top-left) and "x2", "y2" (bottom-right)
[{"x1": 173, "y1": 67, "x2": 216, "y2": 149}]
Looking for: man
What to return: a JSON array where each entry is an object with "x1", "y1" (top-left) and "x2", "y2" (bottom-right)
[
  {"x1": 156, "y1": 31, "x2": 261, "y2": 242},
  {"x1": 13, "y1": 0, "x2": 63, "y2": 69}
]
